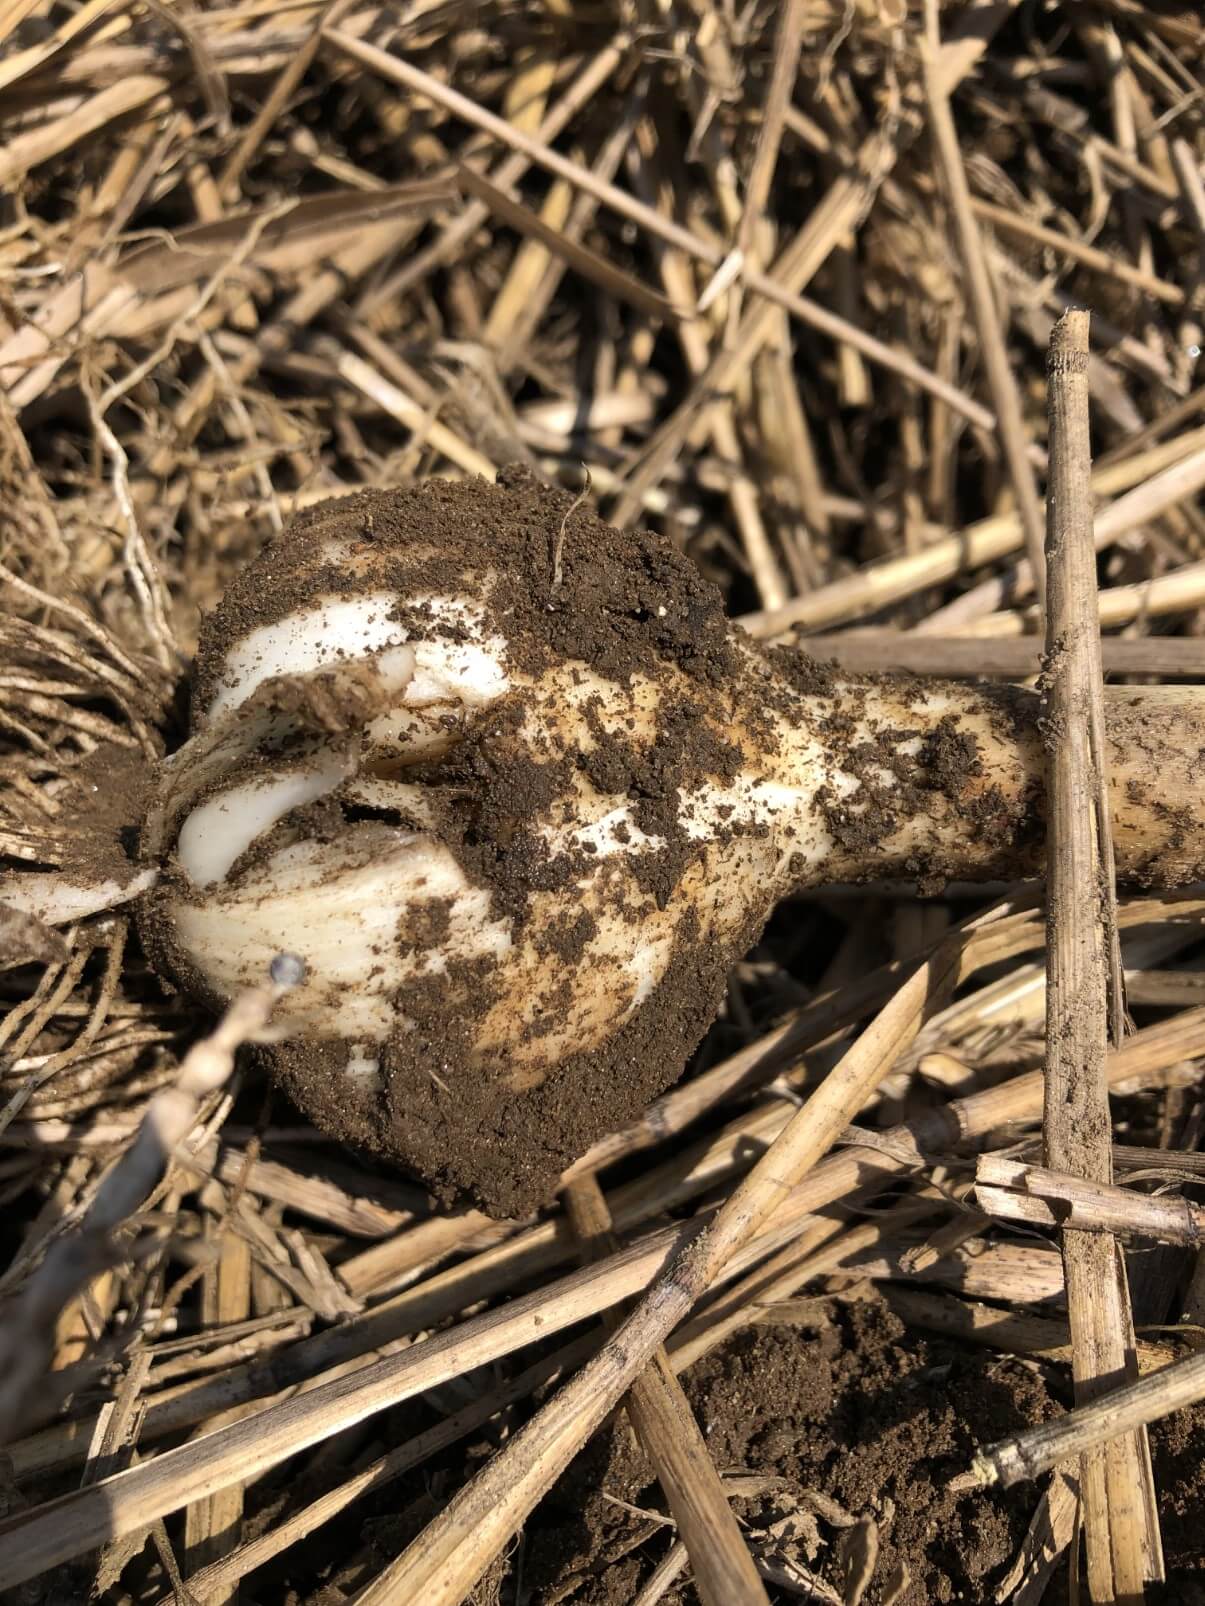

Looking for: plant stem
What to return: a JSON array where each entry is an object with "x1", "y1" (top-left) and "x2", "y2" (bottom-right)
[{"x1": 1041, "y1": 308, "x2": 1161, "y2": 1599}]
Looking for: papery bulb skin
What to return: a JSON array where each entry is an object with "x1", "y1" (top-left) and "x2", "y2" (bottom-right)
[{"x1": 142, "y1": 467, "x2": 1205, "y2": 1214}]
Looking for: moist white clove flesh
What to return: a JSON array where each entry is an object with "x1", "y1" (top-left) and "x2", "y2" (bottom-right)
[{"x1": 142, "y1": 470, "x2": 1205, "y2": 1213}]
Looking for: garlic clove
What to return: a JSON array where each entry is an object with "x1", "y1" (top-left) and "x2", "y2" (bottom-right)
[
  {"x1": 206, "y1": 587, "x2": 508, "y2": 720},
  {"x1": 169, "y1": 824, "x2": 513, "y2": 1042},
  {"x1": 176, "y1": 747, "x2": 355, "y2": 888},
  {"x1": 388, "y1": 593, "x2": 510, "y2": 709},
  {"x1": 206, "y1": 593, "x2": 408, "y2": 719}
]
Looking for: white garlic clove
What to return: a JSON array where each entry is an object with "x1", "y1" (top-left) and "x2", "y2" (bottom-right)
[
  {"x1": 169, "y1": 824, "x2": 513, "y2": 1041},
  {"x1": 176, "y1": 747, "x2": 355, "y2": 888},
  {"x1": 205, "y1": 593, "x2": 411, "y2": 719}
]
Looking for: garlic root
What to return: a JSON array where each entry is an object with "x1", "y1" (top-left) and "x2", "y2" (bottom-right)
[{"x1": 141, "y1": 469, "x2": 1205, "y2": 1214}]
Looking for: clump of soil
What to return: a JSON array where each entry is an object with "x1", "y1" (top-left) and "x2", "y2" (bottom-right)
[
  {"x1": 52, "y1": 739, "x2": 150, "y2": 888},
  {"x1": 266, "y1": 917, "x2": 743, "y2": 1219},
  {"x1": 1148, "y1": 1392, "x2": 1205, "y2": 1601}
]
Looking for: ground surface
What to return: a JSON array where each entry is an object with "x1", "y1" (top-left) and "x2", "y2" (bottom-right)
[{"x1": 198, "y1": 1302, "x2": 1205, "y2": 1605}]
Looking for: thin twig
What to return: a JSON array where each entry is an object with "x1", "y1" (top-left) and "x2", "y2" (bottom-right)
[
  {"x1": 976, "y1": 1156, "x2": 1205, "y2": 1247},
  {"x1": 799, "y1": 633, "x2": 1205, "y2": 680},
  {"x1": 921, "y1": 1, "x2": 1046, "y2": 606},
  {"x1": 562, "y1": 1174, "x2": 769, "y2": 1606},
  {"x1": 325, "y1": 27, "x2": 1000, "y2": 435},
  {"x1": 966, "y1": 1346, "x2": 1205, "y2": 1493}
]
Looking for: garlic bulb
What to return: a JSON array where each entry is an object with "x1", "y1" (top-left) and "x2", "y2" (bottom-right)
[{"x1": 143, "y1": 468, "x2": 1205, "y2": 1213}]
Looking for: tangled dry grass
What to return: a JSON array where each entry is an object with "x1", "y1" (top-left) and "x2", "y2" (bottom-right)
[{"x1": 4, "y1": 2, "x2": 1205, "y2": 1603}]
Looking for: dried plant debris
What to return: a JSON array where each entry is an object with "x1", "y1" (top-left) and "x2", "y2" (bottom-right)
[{"x1": 3, "y1": 4, "x2": 1205, "y2": 1605}]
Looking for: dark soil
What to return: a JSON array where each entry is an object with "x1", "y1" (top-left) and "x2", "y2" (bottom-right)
[
  {"x1": 266, "y1": 909, "x2": 743, "y2": 1220},
  {"x1": 53, "y1": 739, "x2": 149, "y2": 889},
  {"x1": 517, "y1": 1302, "x2": 1205, "y2": 1606},
  {"x1": 242, "y1": 1293, "x2": 1205, "y2": 1605},
  {"x1": 28, "y1": 1283, "x2": 1205, "y2": 1605},
  {"x1": 522, "y1": 1301, "x2": 1051, "y2": 1606}
]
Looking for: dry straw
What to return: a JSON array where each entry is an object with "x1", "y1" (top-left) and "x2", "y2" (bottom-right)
[{"x1": 2, "y1": 5, "x2": 1205, "y2": 1604}]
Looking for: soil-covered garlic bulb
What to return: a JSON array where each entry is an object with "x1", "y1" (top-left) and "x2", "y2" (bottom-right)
[{"x1": 143, "y1": 467, "x2": 1205, "y2": 1213}]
